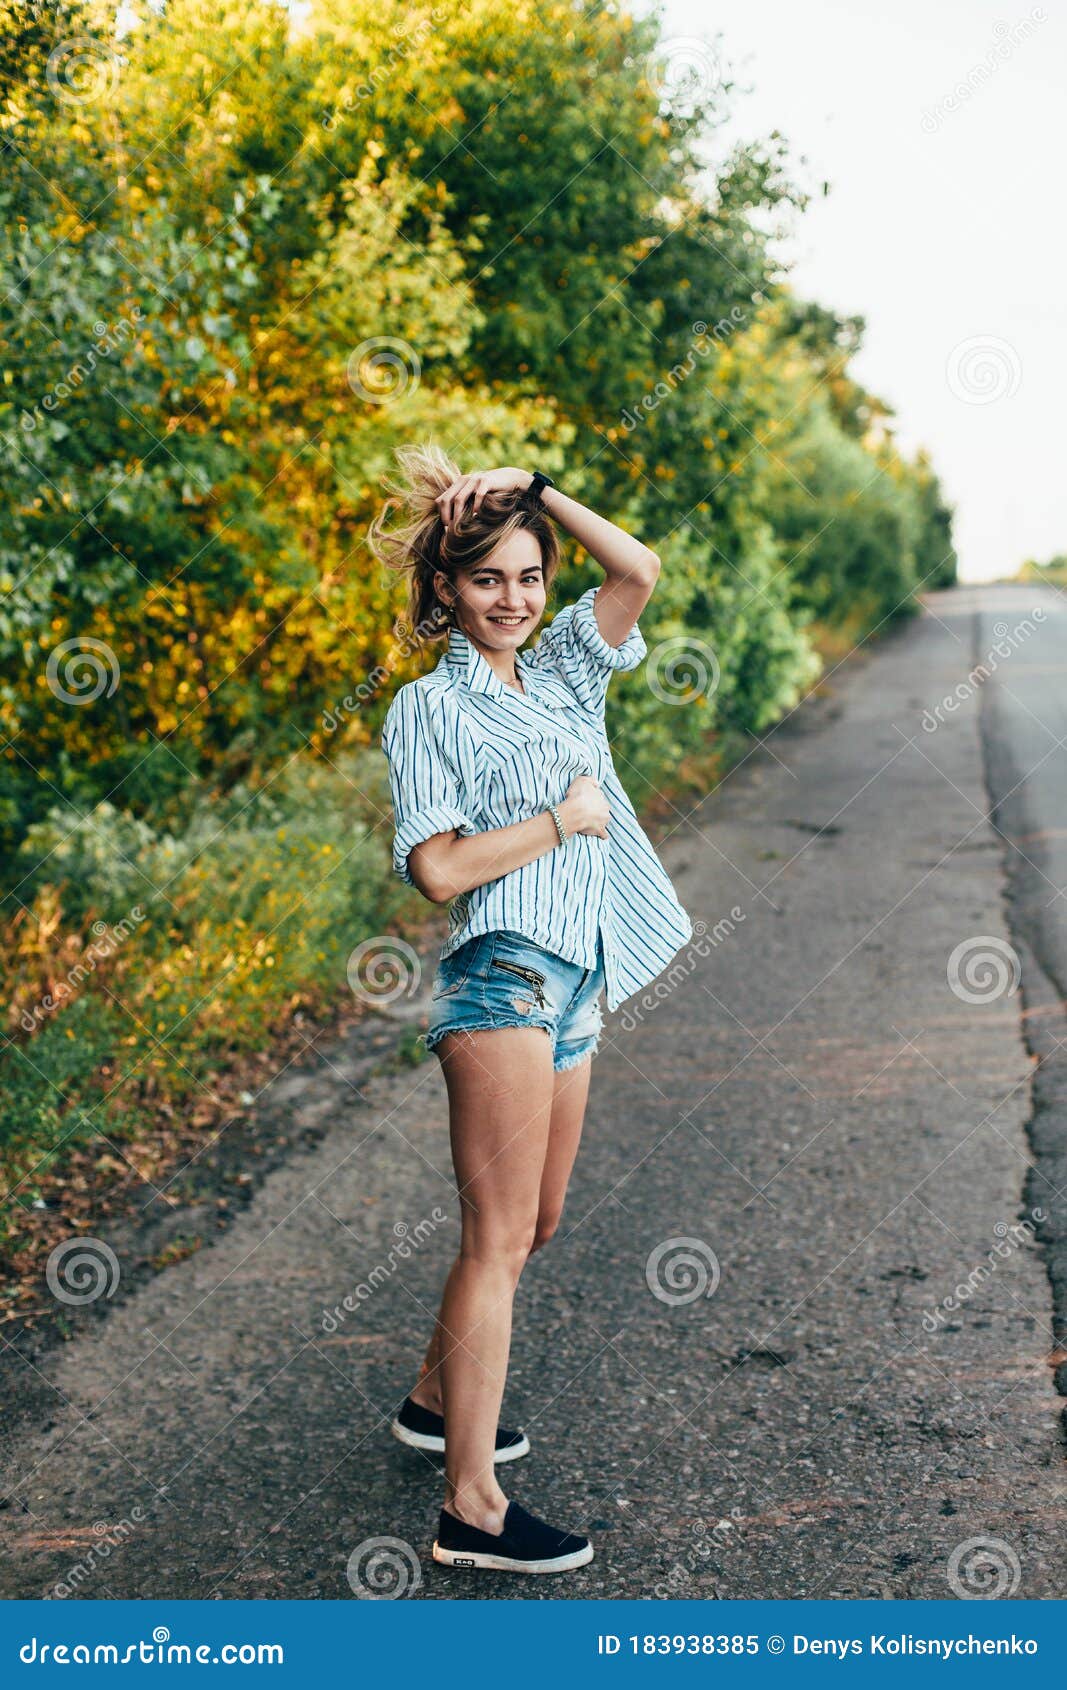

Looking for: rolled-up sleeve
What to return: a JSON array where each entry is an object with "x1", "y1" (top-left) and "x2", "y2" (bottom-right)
[
  {"x1": 534, "y1": 585, "x2": 647, "y2": 715},
  {"x1": 381, "y1": 685, "x2": 477, "y2": 889}
]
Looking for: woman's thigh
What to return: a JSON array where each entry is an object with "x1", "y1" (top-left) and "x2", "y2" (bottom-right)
[
  {"x1": 537, "y1": 1057, "x2": 593, "y2": 1229},
  {"x1": 435, "y1": 1025, "x2": 557, "y2": 1249}
]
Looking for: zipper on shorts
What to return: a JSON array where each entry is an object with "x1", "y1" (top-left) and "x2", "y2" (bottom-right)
[{"x1": 490, "y1": 956, "x2": 548, "y2": 1007}]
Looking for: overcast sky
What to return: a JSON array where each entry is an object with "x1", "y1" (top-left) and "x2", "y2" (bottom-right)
[{"x1": 649, "y1": 0, "x2": 1064, "y2": 582}]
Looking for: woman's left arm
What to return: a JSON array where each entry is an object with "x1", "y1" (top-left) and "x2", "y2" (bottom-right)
[{"x1": 437, "y1": 466, "x2": 660, "y2": 647}]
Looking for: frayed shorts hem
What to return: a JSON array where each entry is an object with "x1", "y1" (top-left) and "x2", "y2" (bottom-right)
[
  {"x1": 551, "y1": 1036, "x2": 600, "y2": 1072},
  {"x1": 425, "y1": 1013, "x2": 556, "y2": 1056},
  {"x1": 425, "y1": 1016, "x2": 599, "y2": 1073}
]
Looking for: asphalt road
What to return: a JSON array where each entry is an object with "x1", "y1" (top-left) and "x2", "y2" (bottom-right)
[{"x1": 2, "y1": 582, "x2": 1064, "y2": 1601}]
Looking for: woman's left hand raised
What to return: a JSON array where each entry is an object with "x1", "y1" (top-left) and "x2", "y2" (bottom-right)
[{"x1": 436, "y1": 467, "x2": 532, "y2": 528}]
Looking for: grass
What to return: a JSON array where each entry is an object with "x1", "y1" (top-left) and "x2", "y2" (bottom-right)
[{"x1": 0, "y1": 743, "x2": 416, "y2": 1303}]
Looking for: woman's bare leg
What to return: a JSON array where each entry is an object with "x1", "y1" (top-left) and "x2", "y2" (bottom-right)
[
  {"x1": 410, "y1": 1053, "x2": 593, "y2": 1413},
  {"x1": 431, "y1": 1025, "x2": 556, "y2": 1531},
  {"x1": 408, "y1": 1323, "x2": 446, "y2": 1414},
  {"x1": 530, "y1": 1055, "x2": 592, "y2": 1253}
]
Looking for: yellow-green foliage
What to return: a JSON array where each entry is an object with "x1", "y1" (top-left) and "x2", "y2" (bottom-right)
[{"x1": 0, "y1": 0, "x2": 956, "y2": 1219}]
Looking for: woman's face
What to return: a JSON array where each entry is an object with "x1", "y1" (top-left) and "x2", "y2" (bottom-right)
[{"x1": 437, "y1": 528, "x2": 547, "y2": 653}]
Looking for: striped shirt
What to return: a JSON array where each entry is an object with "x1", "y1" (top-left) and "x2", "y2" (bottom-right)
[{"x1": 380, "y1": 585, "x2": 693, "y2": 1011}]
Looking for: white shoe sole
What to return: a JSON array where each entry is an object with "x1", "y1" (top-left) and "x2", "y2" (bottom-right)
[
  {"x1": 390, "y1": 1418, "x2": 531, "y2": 1463},
  {"x1": 432, "y1": 1539, "x2": 594, "y2": 1574}
]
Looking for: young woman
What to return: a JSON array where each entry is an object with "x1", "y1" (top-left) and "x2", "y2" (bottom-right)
[{"x1": 372, "y1": 445, "x2": 693, "y2": 1576}]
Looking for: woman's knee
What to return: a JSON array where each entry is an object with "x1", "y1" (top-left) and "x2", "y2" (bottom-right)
[
  {"x1": 528, "y1": 1207, "x2": 563, "y2": 1255},
  {"x1": 460, "y1": 1220, "x2": 538, "y2": 1277}
]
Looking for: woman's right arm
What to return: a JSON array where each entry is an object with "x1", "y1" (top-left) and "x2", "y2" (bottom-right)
[{"x1": 409, "y1": 776, "x2": 609, "y2": 905}]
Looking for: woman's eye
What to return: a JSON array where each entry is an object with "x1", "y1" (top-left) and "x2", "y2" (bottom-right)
[{"x1": 472, "y1": 575, "x2": 541, "y2": 587}]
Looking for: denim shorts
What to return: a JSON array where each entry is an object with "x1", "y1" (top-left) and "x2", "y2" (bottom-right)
[{"x1": 425, "y1": 928, "x2": 605, "y2": 1073}]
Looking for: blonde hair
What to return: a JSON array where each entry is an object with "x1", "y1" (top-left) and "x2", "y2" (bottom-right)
[{"x1": 368, "y1": 441, "x2": 562, "y2": 647}]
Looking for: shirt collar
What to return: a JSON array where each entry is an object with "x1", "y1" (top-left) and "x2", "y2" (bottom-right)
[{"x1": 444, "y1": 620, "x2": 570, "y2": 709}]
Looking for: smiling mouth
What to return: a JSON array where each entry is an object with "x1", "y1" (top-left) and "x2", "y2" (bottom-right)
[{"x1": 488, "y1": 615, "x2": 527, "y2": 626}]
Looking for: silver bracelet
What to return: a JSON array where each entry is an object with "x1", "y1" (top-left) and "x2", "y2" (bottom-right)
[{"x1": 547, "y1": 803, "x2": 567, "y2": 846}]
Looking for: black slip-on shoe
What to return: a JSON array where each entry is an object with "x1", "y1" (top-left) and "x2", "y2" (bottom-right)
[
  {"x1": 390, "y1": 1396, "x2": 530, "y2": 1463},
  {"x1": 432, "y1": 1500, "x2": 593, "y2": 1574}
]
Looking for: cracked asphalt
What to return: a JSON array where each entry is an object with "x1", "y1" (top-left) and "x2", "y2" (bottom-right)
[{"x1": 1, "y1": 581, "x2": 1065, "y2": 1600}]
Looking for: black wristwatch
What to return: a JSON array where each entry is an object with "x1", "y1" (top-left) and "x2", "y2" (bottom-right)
[{"x1": 528, "y1": 470, "x2": 555, "y2": 501}]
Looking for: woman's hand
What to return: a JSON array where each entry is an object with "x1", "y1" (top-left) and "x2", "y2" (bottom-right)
[
  {"x1": 436, "y1": 467, "x2": 532, "y2": 528},
  {"x1": 559, "y1": 775, "x2": 610, "y2": 839}
]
